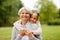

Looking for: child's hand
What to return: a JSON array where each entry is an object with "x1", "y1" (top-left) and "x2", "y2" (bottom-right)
[{"x1": 19, "y1": 30, "x2": 26, "y2": 36}]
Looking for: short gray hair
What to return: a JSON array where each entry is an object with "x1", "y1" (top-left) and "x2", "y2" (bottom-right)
[{"x1": 18, "y1": 7, "x2": 32, "y2": 15}]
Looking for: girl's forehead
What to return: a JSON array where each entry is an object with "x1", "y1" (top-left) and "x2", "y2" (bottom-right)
[{"x1": 32, "y1": 13, "x2": 38, "y2": 16}]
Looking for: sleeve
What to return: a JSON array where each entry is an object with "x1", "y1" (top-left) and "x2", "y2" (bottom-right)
[
  {"x1": 13, "y1": 21, "x2": 24, "y2": 31},
  {"x1": 29, "y1": 34, "x2": 40, "y2": 40},
  {"x1": 32, "y1": 22, "x2": 42, "y2": 35},
  {"x1": 15, "y1": 34, "x2": 23, "y2": 40},
  {"x1": 31, "y1": 22, "x2": 42, "y2": 40},
  {"x1": 11, "y1": 26, "x2": 23, "y2": 40},
  {"x1": 11, "y1": 27, "x2": 18, "y2": 40},
  {"x1": 15, "y1": 25, "x2": 24, "y2": 31},
  {"x1": 11, "y1": 22, "x2": 22, "y2": 40}
]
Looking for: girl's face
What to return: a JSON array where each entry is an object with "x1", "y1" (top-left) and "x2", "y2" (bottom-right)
[
  {"x1": 30, "y1": 13, "x2": 38, "y2": 23},
  {"x1": 20, "y1": 9, "x2": 30, "y2": 21}
]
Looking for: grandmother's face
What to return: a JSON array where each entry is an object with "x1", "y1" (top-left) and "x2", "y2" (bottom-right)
[{"x1": 20, "y1": 9, "x2": 30, "y2": 21}]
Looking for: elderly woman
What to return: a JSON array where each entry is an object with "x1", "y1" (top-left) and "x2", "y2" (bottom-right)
[{"x1": 11, "y1": 7, "x2": 42, "y2": 40}]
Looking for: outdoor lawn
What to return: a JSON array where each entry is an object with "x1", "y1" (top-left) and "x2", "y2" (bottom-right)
[{"x1": 0, "y1": 25, "x2": 60, "y2": 40}]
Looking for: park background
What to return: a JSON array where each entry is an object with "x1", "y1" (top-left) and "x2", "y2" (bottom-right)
[{"x1": 0, "y1": 0, "x2": 60, "y2": 40}]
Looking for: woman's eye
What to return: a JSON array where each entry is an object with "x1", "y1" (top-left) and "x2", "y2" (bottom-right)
[
  {"x1": 26, "y1": 13, "x2": 29, "y2": 14},
  {"x1": 22, "y1": 13, "x2": 24, "y2": 14}
]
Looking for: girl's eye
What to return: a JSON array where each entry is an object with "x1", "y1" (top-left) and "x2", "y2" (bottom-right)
[{"x1": 34, "y1": 18, "x2": 36, "y2": 19}]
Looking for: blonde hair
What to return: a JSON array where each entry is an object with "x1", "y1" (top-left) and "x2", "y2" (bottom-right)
[{"x1": 18, "y1": 7, "x2": 32, "y2": 15}]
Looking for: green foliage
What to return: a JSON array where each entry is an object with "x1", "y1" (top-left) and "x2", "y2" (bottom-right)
[
  {"x1": 0, "y1": 0, "x2": 23, "y2": 26},
  {"x1": 48, "y1": 19, "x2": 60, "y2": 25},
  {"x1": 58, "y1": 9, "x2": 60, "y2": 18},
  {"x1": 37, "y1": 0, "x2": 58, "y2": 24}
]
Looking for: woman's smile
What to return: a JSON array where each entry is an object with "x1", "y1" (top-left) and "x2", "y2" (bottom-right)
[{"x1": 20, "y1": 9, "x2": 30, "y2": 21}]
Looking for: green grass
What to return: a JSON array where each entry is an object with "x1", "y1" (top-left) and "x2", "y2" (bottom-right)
[
  {"x1": 42, "y1": 25, "x2": 60, "y2": 40},
  {"x1": 0, "y1": 27, "x2": 12, "y2": 40},
  {"x1": 0, "y1": 25, "x2": 60, "y2": 40}
]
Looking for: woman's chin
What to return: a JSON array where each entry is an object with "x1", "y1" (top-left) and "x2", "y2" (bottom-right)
[{"x1": 22, "y1": 18, "x2": 28, "y2": 21}]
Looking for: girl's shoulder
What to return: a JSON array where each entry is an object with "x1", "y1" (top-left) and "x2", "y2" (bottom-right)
[
  {"x1": 36, "y1": 21, "x2": 40, "y2": 24},
  {"x1": 36, "y1": 21, "x2": 41, "y2": 27}
]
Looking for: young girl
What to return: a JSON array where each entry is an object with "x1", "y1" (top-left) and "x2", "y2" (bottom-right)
[
  {"x1": 30, "y1": 11, "x2": 42, "y2": 35},
  {"x1": 14, "y1": 10, "x2": 42, "y2": 40}
]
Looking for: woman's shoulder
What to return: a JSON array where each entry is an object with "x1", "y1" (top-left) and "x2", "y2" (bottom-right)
[{"x1": 13, "y1": 19, "x2": 21, "y2": 26}]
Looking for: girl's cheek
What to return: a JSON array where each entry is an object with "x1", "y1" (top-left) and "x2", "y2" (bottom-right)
[{"x1": 34, "y1": 20, "x2": 37, "y2": 23}]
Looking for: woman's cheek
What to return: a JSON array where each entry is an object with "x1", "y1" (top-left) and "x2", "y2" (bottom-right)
[
  {"x1": 20, "y1": 14, "x2": 23, "y2": 18},
  {"x1": 27, "y1": 15, "x2": 30, "y2": 18}
]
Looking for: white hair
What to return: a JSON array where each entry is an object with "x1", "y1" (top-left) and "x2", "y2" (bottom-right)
[{"x1": 18, "y1": 7, "x2": 32, "y2": 15}]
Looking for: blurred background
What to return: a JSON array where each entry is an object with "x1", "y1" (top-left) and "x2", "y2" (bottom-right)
[
  {"x1": 0, "y1": 0, "x2": 60, "y2": 40},
  {"x1": 0, "y1": 0, "x2": 60, "y2": 26}
]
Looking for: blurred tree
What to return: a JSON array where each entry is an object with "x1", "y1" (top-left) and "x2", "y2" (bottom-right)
[
  {"x1": 37, "y1": 0, "x2": 58, "y2": 24},
  {"x1": 59, "y1": 9, "x2": 60, "y2": 18},
  {"x1": 0, "y1": 0, "x2": 23, "y2": 26}
]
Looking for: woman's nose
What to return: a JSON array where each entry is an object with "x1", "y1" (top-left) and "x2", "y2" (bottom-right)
[{"x1": 23, "y1": 13, "x2": 26, "y2": 16}]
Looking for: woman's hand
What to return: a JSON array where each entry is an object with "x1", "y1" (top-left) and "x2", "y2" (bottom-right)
[
  {"x1": 19, "y1": 30, "x2": 26, "y2": 36},
  {"x1": 26, "y1": 30, "x2": 33, "y2": 37}
]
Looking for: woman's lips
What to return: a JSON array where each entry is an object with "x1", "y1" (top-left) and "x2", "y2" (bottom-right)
[{"x1": 22, "y1": 16, "x2": 27, "y2": 18}]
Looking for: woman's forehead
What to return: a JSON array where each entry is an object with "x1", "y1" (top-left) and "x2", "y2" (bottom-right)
[{"x1": 21, "y1": 9, "x2": 29, "y2": 12}]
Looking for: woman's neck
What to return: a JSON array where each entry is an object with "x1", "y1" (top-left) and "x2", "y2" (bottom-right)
[{"x1": 21, "y1": 20, "x2": 27, "y2": 26}]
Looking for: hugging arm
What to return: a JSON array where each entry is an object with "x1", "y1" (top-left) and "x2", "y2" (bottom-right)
[
  {"x1": 11, "y1": 27, "x2": 18, "y2": 40},
  {"x1": 11, "y1": 27, "x2": 22, "y2": 40}
]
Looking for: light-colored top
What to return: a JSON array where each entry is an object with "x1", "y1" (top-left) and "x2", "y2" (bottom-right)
[
  {"x1": 15, "y1": 20, "x2": 42, "y2": 35},
  {"x1": 30, "y1": 21, "x2": 42, "y2": 35},
  {"x1": 11, "y1": 19, "x2": 42, "y2": 40}
]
